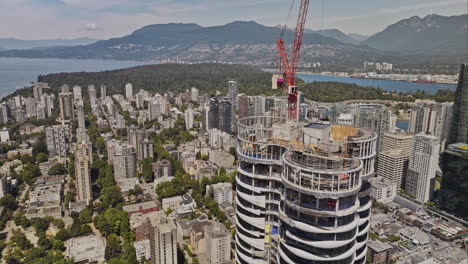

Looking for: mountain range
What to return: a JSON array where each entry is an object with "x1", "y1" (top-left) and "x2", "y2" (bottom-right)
[
  {"x1": 362, "y1": 14, "x2": 467, "y2": 55},
  {"x1": 0, "y1": 38, "x2": 99, "y2": 51},
  {"x1": 0, "y1": 14, "x2": 465, "y2": 70}
]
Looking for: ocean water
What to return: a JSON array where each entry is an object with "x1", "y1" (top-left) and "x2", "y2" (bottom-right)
[
  {"x1": 297, "y1": 73, "x2": 456, "y2": 95},
  {"x1": 0, "y1": 58, "x2": 147, "y2": 98},
  {"x1": 396, "y1": 119, "x2": 409, "y2": 132}
]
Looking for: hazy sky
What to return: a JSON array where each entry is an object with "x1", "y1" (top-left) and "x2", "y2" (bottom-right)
[{"x1": 1, "y1": 0, "x2": 467, "y2": 39}]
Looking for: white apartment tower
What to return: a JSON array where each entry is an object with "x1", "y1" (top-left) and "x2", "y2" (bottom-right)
[
  {"x1": 184, "y1": 107, "x2": 194, "y2": 130},
  {"x1": 125, "y1": 83, "x2": 133, "y2": 99},
  {"x1": 190, "y1": 87, "x2": 199, "y2": 102},
  {"x1": 100, "y1": 85, "x2": 107, "y2": 99},
  {"x1": 378, "y1": 132, "x2": 413, "y2": 188},
  {"x1": 73, "y1": 85, "x2": 82, "y2": 101},
  {"x1": 205, "y1": 223, "x2": 231, "y2": 264},
  {"x1": 211, "y1": 182, "x2": 232, "y2": 206},
  {"x1": 405, "y1": 133, "x2": 440, "y2": 202},
  {"x1": 148, "y1": 212, "x2": 178, "y2": 264}
]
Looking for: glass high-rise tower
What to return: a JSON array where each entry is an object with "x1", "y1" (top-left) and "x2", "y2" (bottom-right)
[{"x1": 448, "y1": 63, "x2": 468, "y2": 145}]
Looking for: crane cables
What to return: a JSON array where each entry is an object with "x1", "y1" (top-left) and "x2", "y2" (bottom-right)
[{"x1": 281, "y1": 0, "x2": 296, "y2": 38}]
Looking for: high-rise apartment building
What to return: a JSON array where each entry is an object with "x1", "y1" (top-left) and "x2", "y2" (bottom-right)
[
  {"x1": 437, "y1": 143, "x2": 468, "y2": 221},
  {"x1": 238, "y1": 95, "x2": 249, "y2": 119},
  {"x1": 448, "y1": 63, "x2": 468, "y2": 145},
  {"x1": 136, "y1": 92, "x2": 145, "y2": 109},
  {"x1": 76, "y1": 100, "x2": 86, "y2": 129},
  {"x1": 354, "y1": 104, "x2": 392, "y2": 151},
  {"x1": 88, "y1": 85, "x2": 97, "y2": 105},
  {"x1": 205, "y1": 223, "x2": 231, "y2": 264},
  {"x1": 406, "y1": 133, "x2": 440, "y2": 203},
  {"x1": 59, "y1": 92, "x2": 75, "y2": 120},
  {"x1": 227, "y1": 81, "x2": 238, "y2": 109},
  {"x1": 127, "y1": 126, "x2": 153, "y2": 160},
  {"x1": 24, "y1": 97, "x2": 36, "y2": 118},
  {"x1": 210, "y1": 182, "x2": 232, "y2": 206},
  {"x1": 147, "y1": 212, "x2": 177, "y2": 264},
  {"x1": 33, "y1": 84, "x2": 43, "y2": 101},
  {"x1": 73, "y1": 85, "x2": 82, "y2": 101},
  {"x1": 125, "y1": 83, "x2": 133, "y2": 99},
  {"x1": 75, "y1": 141, "x2": 92, "y2": 202},
  {"x1": 139, "y1": 139, "x2": 154, "y2": 161},
  {"x1": 409, "y1": 102, "x2": 453, "y2": 146},
  {"x1": 381, "y1": 132, "x2": 413, "y2": 153},
  {"x1": 61, "y1": 84, "x2": 70, "y2": 93},
  {"x1": 113, "y1": 142, "x2": 136, "y2": 180},
  {"x1": 100, "y1": 85, "x2": 107, "y2": 99},
  {"x1": 45, "y1": 125, "x2": 70, "y2": 157},
  {"x1": 208, "y1": 98, "x2": 233, "y2": 133},
  {"x1": 153, "y1": 160, "x2": 172, "y2": 178},
  {"x1": 378, "y1": 132, "x2": 413, "y2": 188},
  {"x1": 184, "y1": 107, "x2": 194, "y2": 130},
  {"x1": 190, "y1": 87, "x2": 199, "y2": 102},
  {"x1": 235, "y1": 117, "x2": 376, "y2": 264},
  {"x1": 0, "y1": 104, "x2": 8, "y2": 124}
]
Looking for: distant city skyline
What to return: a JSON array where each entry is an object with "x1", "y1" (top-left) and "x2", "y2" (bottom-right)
[{"x1": 0, "y1": 0, "x2": 466, "y2": 40}]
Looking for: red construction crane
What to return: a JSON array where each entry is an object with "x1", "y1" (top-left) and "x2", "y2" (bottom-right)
[{"x1": 274, "y1": 0, "x2": 310, "y2": 120}]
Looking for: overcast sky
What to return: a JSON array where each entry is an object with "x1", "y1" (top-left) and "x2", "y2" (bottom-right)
[{"x1": 1, "y1": 0, "x2": 467, "y2": 39}]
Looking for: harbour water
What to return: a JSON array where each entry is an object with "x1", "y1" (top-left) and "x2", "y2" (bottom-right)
[
  {"x1": 297, "y1": 73, "x2": 456, "y2": 95},
  {"x1": 0, "y1": 58, "x2": 147, "y2": 98}
]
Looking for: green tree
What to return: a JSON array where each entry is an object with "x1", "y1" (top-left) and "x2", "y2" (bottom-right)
[
  {"x1": 79, "y1": 208, "x2": 93, "y2": 223},
  {"x1": 0, "y1": 194, "x2": 17, "y2": 211},
  {"x1": 21, "y1": 154, "x2": 35, "y2": 165},
  {"x1": 142, "y1": 159, "x2": 154, "y2": 183},
  {"x1": 11, "y1": 229, "x2": 32, "y2": 250},
  {"x1": 100, "y1": 186, "x2": 123, "y2": 209},
  {"x1": 96, "y1": 137, "x2": 106, "y2": 153},
  {"x1": 48, "y1": 163, "x2": 67, "y2": 175},
  {"x1": 55, "y1": 228, "x2": 70, "y2": 241},
  {"x1": 105, "y1": 234, "x2": 122, "y2": 260},
  {"x1": 35, "y1": 153, "x2": 49, "y2": 164}
]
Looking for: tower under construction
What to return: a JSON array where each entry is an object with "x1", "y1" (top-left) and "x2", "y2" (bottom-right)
[{"x1": 235, "y1": 116, "x2": 377, "y2": 264}]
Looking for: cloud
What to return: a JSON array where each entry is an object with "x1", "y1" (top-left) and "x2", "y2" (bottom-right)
[
  {"x1": 327, "y1": 0, "x2": 467, "y2": 23},
  {"x1": 85, "y1": 23, "x2": 99, "y2": 31}
]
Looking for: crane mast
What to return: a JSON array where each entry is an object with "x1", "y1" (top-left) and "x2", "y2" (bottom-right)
[{"x1": 274, "y1": 0, "x2": 310, "y2": 120}]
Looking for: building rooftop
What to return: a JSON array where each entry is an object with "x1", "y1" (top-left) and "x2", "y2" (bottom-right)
[
  {"x1": 368, "y1": 239, "x2": 393, "y2": 253},
  {"x1": 66, "y1": 235, "x2": 105, "y2": 263},
  {"x1": 304, "y1": 123, "x2": 329, "y2": 130},
  {"x1": 447, "y1": 143, "x2": 468, "y2": 154},
  {"x1": 122, "y1": 201, "x2": 158, "y2": 213}
]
